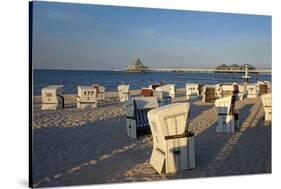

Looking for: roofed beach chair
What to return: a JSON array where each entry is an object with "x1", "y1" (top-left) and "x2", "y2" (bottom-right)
[
  {"x1": 186, "y1": 83, "x2": 200, "y2": 100},
  {"x1": 140, "y1": 87, "x2": 154, "y2": 97},
  {"x1": 238, "y1": 84, "x2": 247, "y2": 100},
  {"x1": 92, "y1": 84, "x2": 105, "y2": 101},
  {"x1": 261, "y1": 93, "x2": 272, "y2": 122},
  {"x1": 215, "y1": 95, "x2": 239, "y2": 133},
  {"x1": 148, "y1": 103, "x2": 195, "y2": 174},
  {"x1": 77, "y1": 86, "x2": 97, "y2": 109},
  {"x1": 41, "y1": 85, "x2": 64, "y2": 110},
  {"x1": 202, "y1": 85, "x2": 217, "y2": 103},
  {"x1": 247, "y1": 84, "x2": 259, "y2": 98},
  {"x1": 155, "y1": 84, "x2": 175, "y2": 105},
  {"x1": 218, "y1": 83, "x2": 239, "y2": 98},
  {"x1": 125, "y1": 96, "x2": 159, "y2": 138},
  {"x1": 117, "y1": 84, "x2": 130, "y2": 102},
  {"x1": 257, "y1": 81, "x2": 270, "y2": 96}
]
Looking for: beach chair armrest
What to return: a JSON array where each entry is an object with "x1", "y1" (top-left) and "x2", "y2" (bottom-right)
[
  {"x1": 126, "y1": 116, "x2": 136, "y2": 120},
  {"x1": 164, "y1": 132, "x2": 194, "y2": 140}
]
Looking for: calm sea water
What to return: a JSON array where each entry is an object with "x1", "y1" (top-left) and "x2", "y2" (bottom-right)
[{"x1": 33, "y1": 69, "x2": 271, "y2": 95}]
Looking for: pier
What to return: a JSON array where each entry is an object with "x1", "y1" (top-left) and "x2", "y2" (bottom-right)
[{"x1": 147, "y1": 68, "x2": 271, "y2": 74}]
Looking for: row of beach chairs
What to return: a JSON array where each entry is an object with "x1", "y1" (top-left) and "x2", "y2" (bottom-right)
[{"x1": 40, "y1": 81, "x2": 271, "y2": 175}]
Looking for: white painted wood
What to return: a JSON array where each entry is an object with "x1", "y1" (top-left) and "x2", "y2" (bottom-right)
[
  {"x1": 41, "y1": 85, "x2": 64, "y2": 110},
  {"x1": 148, "y1": 103, "x2": 195, "y2": 174},
  {"x1": 155, "y1": 84, "x2": 176, "y2": 98},
  {"x1": 215, "y1": 96, "x2": 238, "y2": 133},
  {"x1": 77, "y1": 86, "x2": 97, "y2": 109},
  {"x1": 118, "y1": 84, "x2": 130, "y2": 102},
  {"x1": 247, "y1": 84, "x2": 259, "y2": 98},
  {"x1": 186, "y1": 83, "x2": 200, "y2": 100},
  {"x1": 261, "y1": 93, "x2": 272, "y2": 121}
]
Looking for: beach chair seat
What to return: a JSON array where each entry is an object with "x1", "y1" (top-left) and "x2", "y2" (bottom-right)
[
  {"x1": 92, "y1": 84, "x2": 105, "y2": 101},
  {"x1": 77, "y1": 86, "x2": 97, "y2": 109},
  {"x1": 261, "y1": 93, "x2": 272, "y2": 122},
  {"x1": 125, "y1": 96, "x2": 159, "y2": 138},
  {"x1": 247, "y1": 84, "x2": 259, "y2": 98},
  {"x1": 41, "y1": 85, "x2": 64, "y2": 110},
  {"x1": 215, "y1": 95, "x2": 239, "y2": 133},
  {"x1": 202, "y1": 85, "x2": 217, "y2": 103},
  {"x1": 140, "y1": 88, "x2": 154, "y2": 97},
  {"x1": 186, "y1": 83, "x2": 200, "y2": 100},
  {"x1": 118, "y1": 84, "x2": 130, "y2": 102},
  {"x1": 148, "y1": 103, "x2": 195, "y2": 174}
]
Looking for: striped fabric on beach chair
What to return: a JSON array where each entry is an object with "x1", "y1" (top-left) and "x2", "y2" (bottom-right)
[
  {"x1": 125, "y1": 96, "x2": 159, "y2": 138},
  {"x1": 215, "y1": 95, "x2": 239, "y2": 133},
  {"x1": 77, "y1": 86, "x2": 97, "y2": 109},
  {"x1": 261, "y1": 93, "x2": 272, "y2": 122},
  {"x1": 148, "y1": 102, "x2": 195, "y2": 174},
  {"x1": 41, "y1": 85, "x2": 64, "y2": 110},
  {"x1": 117, "y1": 84, "x2": 130, "y2": 102}
]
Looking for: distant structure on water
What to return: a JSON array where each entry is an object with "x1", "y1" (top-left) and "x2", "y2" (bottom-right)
[
  {"x1": 216, "y1": 64, "x2": 256, "y2": 71},
  {"x1": 126, "y1": 58, "x2": 148, "y2": 73}
]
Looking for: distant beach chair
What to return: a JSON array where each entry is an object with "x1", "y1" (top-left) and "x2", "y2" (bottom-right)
[
  {"x1": 148, "y1": 102, "x2": 195, "y2": 174},
  {"x1": 264, "y1": 81, "x2": 271, "y2": 93},
  {"x1": 261, "y1": 93, "x2": 272, "y2": 122},
  {"x1": 256, "y1": 81, "x2": 270, "y2": 96},
  {"x1": 185, "y1": 83, "x2": 200, "y2": 100},
  {"x1": 41, "y1": 85, "x2": 64, "y2": 110},
  {"x1": 215, "y1": 95, "x2": 239, "y2": 133},
  {"x1": 117, "y1": 84, "x2": 130, "y2": 102},
  {"x1": 238, "y1": 84, "x2": 247, "y2": 100},
  {"x1": 140, "y1": 87, "x2": 154, "y2": 97},
  {"x1": 125, "y1": 96, "x2": 159, "y2": 138},
  {"x1": 202, "y1": 85, "x2": 217, "y2": 103},
  {"x1": 155, "y1": 84, "x2": 175, "y2": 105},
  {"x1": 217, "y1": 83, "x2": 239, "y2": 98},
  {"x1": 247, "y1": 84, "x2": 259, "y2": 98},
  {"x1": 77, "y1": 86, "x2": 97, "y2": 109},
  {"x1": 92, "y1": 84, "x2": 105, "y2": 101}
]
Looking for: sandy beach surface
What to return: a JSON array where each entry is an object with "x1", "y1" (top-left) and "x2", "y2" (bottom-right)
[{"x1": 31, "y1": 88, "x2": 271, "y2": 187}]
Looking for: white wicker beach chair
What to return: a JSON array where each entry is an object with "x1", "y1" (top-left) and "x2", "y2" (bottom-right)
[
  {"x1": 215, "y1": 95, "x2": 239, "y2": 133},
  {"x1": 247, "y1": 84, "x2": 259, "y2": 98},
  {"x1": 77, "y1": 86, "x2": 97, "y2": 109},
  {"x1": 125, "y1": 96, "x2": 159, "y2": 138},
  {"x1": 148, "y1": 103, "x2": 195, "y2": 174},
  {"x1": 92, "y1": 84, "x2": 105, "y2": 101},
  {"x1": 261, "y1": 93, "x2": 272, "y2": 122},
  {"x1": 140, "y1": 87, "x2": 154, "y2": 97},
  {"x1": 185, "y1": 83, "x2": 200, "y2": 100},
  {"x1": 155, "y1": 84, "x2": 175, "y2": 105},
  {"x1": 218, "y1": 83, "x2": 239, "y2": 98},
  {"x1": 117, "y1": 84, "x2": 130, "y2": 102},
  {"x1": 238, "y1": 84, "x2": 247, "y2": 100},
  {"x1": 41, "y1": 85, "x2": 64, "y2": 110},
  {"x1": 202, "y1": 85, "x2": 217, "y2": 103}
]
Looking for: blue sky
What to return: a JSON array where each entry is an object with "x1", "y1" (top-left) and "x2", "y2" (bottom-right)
[{"x1": 32, "y1": 1, "x2": 272, "y2": 70}]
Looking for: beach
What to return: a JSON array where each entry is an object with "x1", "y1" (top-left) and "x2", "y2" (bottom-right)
[{"x1": 32, "y1": 88, "x2": 271, "y2": 187}]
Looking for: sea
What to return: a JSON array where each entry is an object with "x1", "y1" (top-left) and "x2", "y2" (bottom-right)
[{"x1": 33, "y1": 69, "x2": 271, "y2": 96}]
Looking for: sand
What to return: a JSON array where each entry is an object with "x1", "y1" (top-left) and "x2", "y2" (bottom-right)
[{"x1": 31, "y1": 88, "x2": 271, "y2": 187}]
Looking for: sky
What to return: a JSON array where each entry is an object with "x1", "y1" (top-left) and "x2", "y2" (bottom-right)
[{"x1": 32, "y1": 1, "x2": 272, "y2": 70}]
